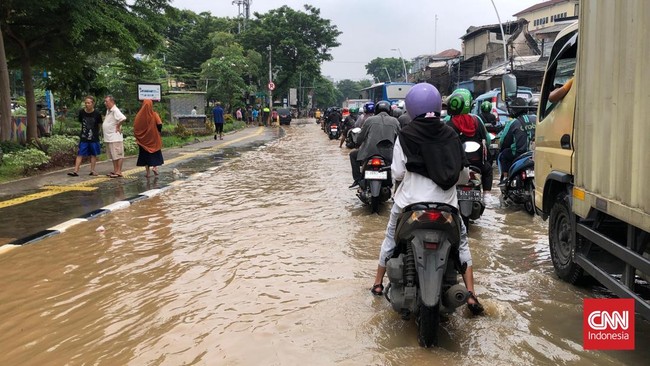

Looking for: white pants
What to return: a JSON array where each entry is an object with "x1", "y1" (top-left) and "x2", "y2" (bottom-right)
[{"x1": 378, "y1": 203, "x2": 472, "y2": 267}]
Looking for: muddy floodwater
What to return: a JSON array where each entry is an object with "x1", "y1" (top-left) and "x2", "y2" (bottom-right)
[{"x1": 0, "y1": 120, "x2": 647, "y2": 365}]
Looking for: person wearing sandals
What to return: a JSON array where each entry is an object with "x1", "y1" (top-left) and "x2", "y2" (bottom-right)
[
  {"x1": 102, "y1": 95, "x2": 127, "y2": 178},
  {"x1": 133, "y1": 99, "x2": 164, "y2": 177},
  {"x1": 68, "y1": 96, "x2": 102, "y2": 177},
  {"x1": 370, "y1": 83, "x2": 484, "y2": 316}
]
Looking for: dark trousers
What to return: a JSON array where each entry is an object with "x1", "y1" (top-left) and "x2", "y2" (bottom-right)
[
  {"x1": 349, "y1": 150, "x2": 362, "y2": 183},
  {"x1": 480, "y1": 161, "x2": 493, "y2": 191},
  {"x1": 498, "y1": 151, "x2": 515, "y2": 178}
]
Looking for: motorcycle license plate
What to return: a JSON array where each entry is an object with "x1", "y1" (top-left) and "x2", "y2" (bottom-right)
[
  {"x1": 331, "y1": 128, "x2": 338, "y2": 132},
  {"x1": 365, "y1": 170, "x2": 387, "y2": 180},
  {"x1": 490, "y1": 143, "x2": 499, "y2": 149},
  {"x1": 457, "y1": 189, "x2": 481, "y2": 201},
  {"x1": 526, "y1": 169, "x2": 535, "y2": 177}
]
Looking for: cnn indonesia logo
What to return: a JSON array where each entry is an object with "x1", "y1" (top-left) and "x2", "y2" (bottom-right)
[{"x1": 583, "y1": 298, "x2": 635, "y2": 350}]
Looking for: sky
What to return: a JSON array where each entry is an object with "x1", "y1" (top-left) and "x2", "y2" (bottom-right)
[{"x1": 171, "y1": 0, "x2": 541, "y2": 81}]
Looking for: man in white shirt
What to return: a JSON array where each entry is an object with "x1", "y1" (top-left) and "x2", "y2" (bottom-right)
[
  {"x1": 370, "y1": 83, "x2": 483, "y2": 316},
  {"x1": 102, "y1": 95, "x2": 127, "y2": 178}
]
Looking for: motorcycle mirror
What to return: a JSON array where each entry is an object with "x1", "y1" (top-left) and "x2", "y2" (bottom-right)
[{"x1": 463, "y1": 141, "x2": 481, "y2": 153}]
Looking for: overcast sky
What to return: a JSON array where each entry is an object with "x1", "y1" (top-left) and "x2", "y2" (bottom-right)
[{"x1": 171, "y1": 0, "x2": 540, "y2": 81}]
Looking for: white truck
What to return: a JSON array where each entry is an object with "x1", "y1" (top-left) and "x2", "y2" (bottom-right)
[{"x1": 505, "y1": 0, "x2": 650, "y2": 319}]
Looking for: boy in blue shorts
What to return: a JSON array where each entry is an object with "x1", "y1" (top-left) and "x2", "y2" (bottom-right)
[{"x1": 68, "y1": 96, "x2": 103, "y2": 176}]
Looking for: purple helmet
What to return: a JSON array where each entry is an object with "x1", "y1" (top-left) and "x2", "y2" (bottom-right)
[{"x1": 404, "y1": 83, "x2": 442, "y2": 118}]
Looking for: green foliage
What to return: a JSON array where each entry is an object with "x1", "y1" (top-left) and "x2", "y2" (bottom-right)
[
  {"x1": 0, "y1": 141, "x2": 27, "y2": 154},
  {"x1": 240, "y1": 5, "x2": 341, "y2": 98},
  {"x1": 313, "y1": 77, "x2": 342, "y2": 108},
  {"x1": 336, "y1": 79, "x2": 374, "y2": 104},
  {"x1": 365, "y1": 57, "x2": 413, "y2": 83},
  {"x1": 173, "y1": 123, "x2": 193, "y2": 138},
  {"x1": 2, "y1": 149, "x2": 50, "y2": 175},
  {"x1": 35, "y1": 135, "x2": 78, "y2": 155},
  {"x1": 123, "y1": 136, "x2": 139, "y2": 156}
]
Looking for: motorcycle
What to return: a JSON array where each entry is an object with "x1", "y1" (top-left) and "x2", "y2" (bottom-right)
[
  {"x1": 499, "y1": 150, "x2": 535, "y2": 215},
  {"x1": 485, "y1": 122, "x2": 504, "y2": 163},
  {"x1": 384, "y1": 202, "x2": 470, "y2": 347},
  {"x1": 356, "y1": 155, "x2": 392, "y2": 213},
  {"x1": 328, "y1": 120, "x2": 340, "y2": 140},
  {"x1": 344, "y1": 127, "x2": 361, "y2": 148},
  {"x1": 456, "y1": 142, "x2": 485, "y2": 228}
]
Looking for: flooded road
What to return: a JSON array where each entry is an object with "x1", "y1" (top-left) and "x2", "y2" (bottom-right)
[{"x1": 0, "y1": 120, "x2": 647, "y2": 365}]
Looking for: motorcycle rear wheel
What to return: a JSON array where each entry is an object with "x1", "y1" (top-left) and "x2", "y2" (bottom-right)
[
  {"x1": 524, "y1": 181, "x2": 535, "y2": 216},
  {"x1": 417, "y1": 303, "x2": 440, "y2": 347}
]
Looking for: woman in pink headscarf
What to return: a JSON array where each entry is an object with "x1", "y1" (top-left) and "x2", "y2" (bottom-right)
[{"x1": 133, "y1": 99, "x2": 164, "y2": 177}]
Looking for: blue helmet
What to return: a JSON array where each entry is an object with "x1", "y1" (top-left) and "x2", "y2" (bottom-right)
[{"x1": 363, "y1": 102, "x2": 375, "y2": 114}]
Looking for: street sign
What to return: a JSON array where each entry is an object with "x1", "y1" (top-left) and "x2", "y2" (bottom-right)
[{"x1": 268, "y1": 81, "x2": 276, "y2": 91}]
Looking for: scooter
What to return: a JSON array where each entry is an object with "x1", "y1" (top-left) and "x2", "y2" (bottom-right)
[
  {"x1": 499, "y1": 150, "x2": 535, "y2": 215},
  {"x1": 456, "y1": 141, "x2": 486, "y2": 228},
  {"x1": 356, "y1": 155, "x2": 392, "y2": 213},
  {"x1": 384, "y1": 202, "x2": 470, "y2": 347},
  {"x1": 345, "y1": 127, "x2": 361, "y2": 148},
  {"x1": 328, "y1": 121, "x2": 340, "y2": 140}
]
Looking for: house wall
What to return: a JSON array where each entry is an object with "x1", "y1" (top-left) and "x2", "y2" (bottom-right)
[
  {"x1": 464, "y1": 32, "x2": 490, "y2": 59},
  {"x1": 517, "y1": 0, "x2": 579, "y2": 31}
]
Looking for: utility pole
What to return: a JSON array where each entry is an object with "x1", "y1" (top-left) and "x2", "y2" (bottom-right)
[
  {"x1": 434, "y1": 14, "x2": 438, "y2": 54},
  {"x1": 232, "y1": 0, "x2": 252, "y2": 33}
]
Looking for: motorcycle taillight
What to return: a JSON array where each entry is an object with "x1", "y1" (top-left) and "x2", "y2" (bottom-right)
[
  {"x1": 409, "y1": 210, "x2": 453, "y2": 224},
  {"x1": 369, "y1": 158, "x2": 383, "y2": 166},
  {"x1": 423, "y1": 241, "x2": 439, "y2": 250}
]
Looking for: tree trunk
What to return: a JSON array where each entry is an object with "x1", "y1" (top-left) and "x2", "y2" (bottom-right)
[
  {"x1": 20, "y1": 50, "x2": 37, "y2": 142},
  {"x1": 0, "y1": 28, "x2": 12, "y2": 141}
]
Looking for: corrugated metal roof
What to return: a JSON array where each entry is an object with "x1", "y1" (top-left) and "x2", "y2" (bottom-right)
[
  {"x1": 427, "y1": 61, "x2": 449, "y2": 68},
  {"x1": 476, "y1": 56, "x2": 541, "y2": 77}
]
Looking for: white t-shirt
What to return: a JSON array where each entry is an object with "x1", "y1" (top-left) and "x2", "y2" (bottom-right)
[
  {"x1": 102, "y1": 105, "x2": 126, "y2": 142},
  {"x1": 391, "y1": 138, "x2": 469, "y2": 209}
]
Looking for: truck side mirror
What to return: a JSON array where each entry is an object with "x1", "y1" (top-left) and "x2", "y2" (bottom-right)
[{"x1": 502, "y1": 74, "x2": 517, "y2": 102}]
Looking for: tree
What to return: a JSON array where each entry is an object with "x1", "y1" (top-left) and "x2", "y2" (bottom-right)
[
  {"x1": 201, "y1": 32, "x2": 262, "y2": 110},
  {"x1": 312, "y1": 76, "x2": 341, "y2": 108},
  {"x1": 336, "y1": 79, "x2": 374, "y2": 104},
  {"x1": 0, "y1": 0, "x2": 170, "y2": 141},
  {"x1": 163, "y1": 10, "x2": 236, "y2": 89},
  {"x1": 365, "y1": 57, "x2": 413, "y2": 83},
  {"x1": 240, "y1": 5, "x2": 341, "y2": 101},
  {"x1": 0, "y1": 27, "x2": 10, "y2": 141}
]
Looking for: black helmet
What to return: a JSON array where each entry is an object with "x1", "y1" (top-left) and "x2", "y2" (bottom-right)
[
  {"x1": 375, "y1": 100, "x2": 391, "y2": 114},
  {"x1": 507, "y1": 97, "x2": 529, "y2": 117}
]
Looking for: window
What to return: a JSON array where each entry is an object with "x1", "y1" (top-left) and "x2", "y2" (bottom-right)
[
  {"x1": 539, "y1": 31, "x2": 578, "y2": 119},
  {"x1": 546, "y1": 17, "x2": 549, "y2": 23},
  {"x1": 535, "y1": 19, "x2": 538, "y2": 26}
]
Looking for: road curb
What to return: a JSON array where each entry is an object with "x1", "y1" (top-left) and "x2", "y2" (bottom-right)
[{"x1": 4, "y1": 184, "x2": 177, "y2": 247}]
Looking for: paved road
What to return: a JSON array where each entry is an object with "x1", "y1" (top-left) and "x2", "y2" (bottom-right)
[{"x1": 0, "y1": 125, "x2": 283, "y2": 245}]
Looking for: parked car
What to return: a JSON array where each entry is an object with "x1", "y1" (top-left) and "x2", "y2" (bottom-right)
[
  {"x1": 278, "y1": 108, "x2": 292, "y2": 125},
  {"x1": 471, "y1": 88, "x2": 534, "y2": 124}
]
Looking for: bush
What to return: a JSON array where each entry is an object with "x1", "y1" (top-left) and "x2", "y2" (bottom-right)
[
  {"x1": 2, "y1": 149, "x2": 50, "y2": 175},
  {"x1": 173, "y1": 123, "x2": 193, "y2": 138},
  {"x1": 35, "y1": 135, "x2": 79, "y2": 169},
  {"x1": 0, "y1": 141, "x2": 27, "y2": 155},
  {"x1": 123, "y1": 136, "x2": 139, "y2": 156}
]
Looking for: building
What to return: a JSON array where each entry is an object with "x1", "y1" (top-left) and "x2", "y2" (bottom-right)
[
  {"x1": 410, "y1": 49, "x2": 462, "y2": 95},
  {"x1": 455, "y1": 19, "x2": 540, "y2": 93},
  {"x1": 514, "y1": 0, "x2": 579, "y2": 32}
]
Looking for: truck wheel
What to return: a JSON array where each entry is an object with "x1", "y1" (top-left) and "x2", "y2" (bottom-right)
[
  {"x1": 417, "y1": 303, "x2": 440, "y2": 347},
  {"x1": 549, "y1": 192, "x2": 583, "y2": 284}
]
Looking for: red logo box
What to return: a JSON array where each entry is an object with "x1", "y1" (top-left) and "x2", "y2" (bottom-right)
[{"x1": 583, "y1": 298, "x2": 635, "y2": 350}]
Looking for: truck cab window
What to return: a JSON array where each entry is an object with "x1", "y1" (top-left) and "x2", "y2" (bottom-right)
[{"x1": 540, "y1": 32, "x2": 578, "y2": 119}]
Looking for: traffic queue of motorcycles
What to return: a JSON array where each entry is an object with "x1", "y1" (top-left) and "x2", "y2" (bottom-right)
[{"x1": 314, "y1": 89, "x2": 537, "y2": 347}]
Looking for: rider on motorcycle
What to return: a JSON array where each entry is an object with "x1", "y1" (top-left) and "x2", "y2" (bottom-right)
[
  {"x1": 446, "y1": 89, "x2": 494, "y2": 191},
  {"x1": 354, "y1": 102, "x2": 374, "y2": 128},
  {"x1": 348, "y1": 100, "x2": 400, "y2": 188},
  {"x1": 498, "y1": 97, "x2": 536, "y2": 185},
  {"x1": 370, "y1": 83, "x2": 483, "y2": 315},
  {"x1": 340, "y1": 106, "x2": 360, "y2": 148},
  {"x1": 478, "y1": 100, "x2": 498, "y2": 127}
]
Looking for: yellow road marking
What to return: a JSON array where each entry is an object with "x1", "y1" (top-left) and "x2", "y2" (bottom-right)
[{"x1": 0, "y1": 127, "x2": 267, "y2": 209}]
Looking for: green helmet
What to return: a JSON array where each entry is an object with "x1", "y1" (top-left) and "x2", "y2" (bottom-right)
[
  {"x1": 480, "y1": 100, "x2": 492, "y2": 113},
  {"x1": 350, "y1": 106, "x2": 359, "y2": 114},
  {"x1": 451, "y1": 88, "x2": 472, "y2": 114},
  {"x1": 447, "y1": 93, "x2": 466, "y2": 116}
]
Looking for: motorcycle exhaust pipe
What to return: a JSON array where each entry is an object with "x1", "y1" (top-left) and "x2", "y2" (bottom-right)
[{"x1": 443, "y1": 284, "x2": 470, "y2": 309}]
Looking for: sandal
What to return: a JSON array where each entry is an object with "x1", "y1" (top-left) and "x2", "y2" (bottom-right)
[
  {"x1": 67, "y1": 172, "x2": 79, "y2": 177},
  {"x1": 108, "y1": 173, "x2": 123, "y2": 178},
  {"x1": 467, "y1": 291, "x2": 485, "y2": 316},
  {"x1": 370, "y1": 284, "x2": 384, "y2": 296},
  {"x1": 89, "y1": 171, "x2": 98, "y2": 176}
]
